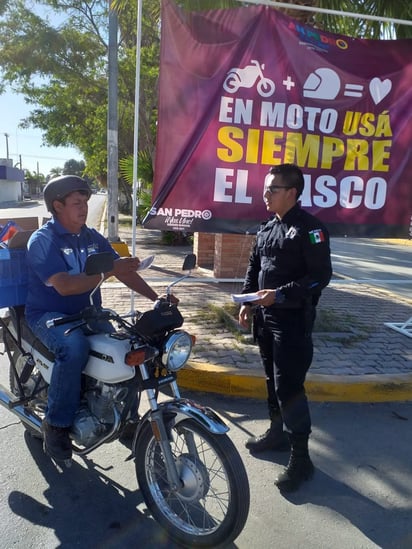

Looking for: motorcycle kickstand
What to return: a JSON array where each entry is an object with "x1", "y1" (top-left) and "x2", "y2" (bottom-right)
[{"x1": 48, "y1": 456, "x2": 73, "y2": 470}]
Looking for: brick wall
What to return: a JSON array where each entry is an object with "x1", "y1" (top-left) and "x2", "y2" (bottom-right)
[
  {"x1": 194, "y1": 232, "x2": 255, "y2": 278},
  {"x1": 213, "y1": 234, "x2": 255, "y2": 278},
  {"x1": 193, "y1": 232, "x2": 215, "y2": 269}
]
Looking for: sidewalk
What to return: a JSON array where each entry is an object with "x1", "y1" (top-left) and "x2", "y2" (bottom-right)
[{"x1": 101, "y1": 226, "x2": 412, "y2": 403}]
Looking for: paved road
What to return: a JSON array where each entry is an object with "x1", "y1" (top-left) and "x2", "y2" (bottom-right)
[
  {"x1": 330, "y1": 237, "x2": 412, "y2": 300},
  {"x1": 1, "y1": 359, "x2": 412, "y2": 549}
]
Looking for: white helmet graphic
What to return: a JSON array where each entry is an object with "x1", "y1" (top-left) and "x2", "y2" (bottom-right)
[{"x1": 303, "y1": 68, "x2": 340, "y2": 100}]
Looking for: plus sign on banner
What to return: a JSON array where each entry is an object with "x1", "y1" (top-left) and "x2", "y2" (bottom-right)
[{"x1": 143, "y1": 0, "x2": 412, "y2": 238}]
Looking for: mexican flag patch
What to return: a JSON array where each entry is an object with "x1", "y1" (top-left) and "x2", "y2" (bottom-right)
[{"x1": 309, "y1": 229, "x2": 325, "y2": 244}]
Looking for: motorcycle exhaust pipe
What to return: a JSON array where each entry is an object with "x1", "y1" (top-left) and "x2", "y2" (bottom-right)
[{"x1": 0, "y1": 384, "x2": 42, "y2": 434}]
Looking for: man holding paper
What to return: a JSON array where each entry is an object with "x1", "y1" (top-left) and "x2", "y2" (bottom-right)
[
  {"x1": 238, "y1": 164, "x2": 332, "y2": 492},
  {"x1": 25, "y1": 175, "x2": 164, "y2": 461}
]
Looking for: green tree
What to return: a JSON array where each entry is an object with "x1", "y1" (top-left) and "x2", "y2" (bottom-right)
[
  {"x1": 24, "y1": 169, "x2": 46, "y2": 196},
  {"x1": 115, "y1": 1, "x2": 412, "y2": 39},
  {"x1": 314, "y1": 0, "x2": 412, "y2": 39},
  {"x1": 0, "y1": 0, "x2": 160, "y2": 184},
  {"x1": 1, "y1": 0, "x2": 411, "y2": 191},
  {"x1": 62, "y1": 158, "x2": 86, "y2": 176},
  {"x1": 119, "y1": 149, "x2": 154, "y2": 221},
  {"x1": 48, "y1": 167, "x2": 63, "y2": 179}
]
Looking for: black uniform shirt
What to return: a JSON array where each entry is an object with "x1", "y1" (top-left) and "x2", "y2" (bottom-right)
[{"x1": 242, "y1": 204, "x2": 332, "y2": 307}]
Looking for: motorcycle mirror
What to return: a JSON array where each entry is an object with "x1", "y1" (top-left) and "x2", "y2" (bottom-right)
[
  {"x1": 182, "y1": 253, "x2": 196, "y2": 272},
  {"x1": 85, "y1": 252, "x2": 114, "y2": 276}
]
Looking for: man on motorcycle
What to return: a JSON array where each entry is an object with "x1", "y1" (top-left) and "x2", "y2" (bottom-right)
[{"x1": 25, "y1": 175, "x2": 160, "y2": 462}]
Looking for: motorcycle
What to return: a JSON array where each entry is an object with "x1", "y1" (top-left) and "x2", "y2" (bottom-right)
[
  {"x1": 223, "y1": 59, "x2": 275, "y2": 97},
  {"x1": 0, "y1": 252, "x2": 250, "y2": 548}
]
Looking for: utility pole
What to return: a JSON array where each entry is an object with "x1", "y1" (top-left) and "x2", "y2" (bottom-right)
[
  {"x1": 107, "y1": 4, "x2": 119, "y2": 242},
  {"x1": 3, "y1": 133, "x2": 9, "y2": 160}
]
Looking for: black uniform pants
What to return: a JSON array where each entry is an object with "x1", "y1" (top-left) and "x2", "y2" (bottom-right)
[{"x1": 256, "y1": 306, "x2": 315, "y2": 436}]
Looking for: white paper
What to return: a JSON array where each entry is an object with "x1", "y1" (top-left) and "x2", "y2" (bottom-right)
[
  {"x1": 137, "y1": 255, "x2": 155, "y2": 271},
  {"x1": 231, "y1": 292, "x2": 260, "y2": 303}
]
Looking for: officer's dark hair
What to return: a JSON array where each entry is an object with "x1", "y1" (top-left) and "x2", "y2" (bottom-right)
[{"x1": 269, "y1": 164, "x2": 304, "y2": 199}]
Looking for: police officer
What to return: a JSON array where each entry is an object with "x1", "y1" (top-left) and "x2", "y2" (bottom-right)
[{"x1": 239, "y1": 164, "x2": 332, "y2": 492}]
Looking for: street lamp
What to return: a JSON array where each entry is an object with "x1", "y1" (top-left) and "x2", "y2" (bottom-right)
[{"x1": 3, "y1": 133, "x2": 9, "y2": 160}]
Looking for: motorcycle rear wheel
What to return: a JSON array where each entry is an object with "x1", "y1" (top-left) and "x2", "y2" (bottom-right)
[
  {"x1": 135, "y1": 418, "x2": 249, "y2": 548},
  {"x1": 8, "y1": 344, "x2": 43, "y2": 439}
]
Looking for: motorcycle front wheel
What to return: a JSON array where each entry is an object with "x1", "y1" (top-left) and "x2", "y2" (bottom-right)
[{"x1": 135, "y1": 418, "x2": 250, "y2": 548}]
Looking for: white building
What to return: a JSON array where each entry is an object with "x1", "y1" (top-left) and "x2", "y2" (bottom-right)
[{"x1": 0, "y1": 159, "x2": 24, "y2": 203}]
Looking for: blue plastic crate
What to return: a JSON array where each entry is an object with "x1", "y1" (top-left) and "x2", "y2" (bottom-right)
[{"x1": 0, "y1": 248, "x2": 28, "y2": 307}]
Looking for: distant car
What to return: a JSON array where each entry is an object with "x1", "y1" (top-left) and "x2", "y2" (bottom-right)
[{"x1": 23, "y1": 192, "x2": 32, "y2": 200}]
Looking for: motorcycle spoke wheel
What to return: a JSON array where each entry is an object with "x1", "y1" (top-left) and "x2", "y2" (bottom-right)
[
  {"x1": 8, "y1": 346, "x2": 44, "y2": 438},
  {"x1": 135, "y1": 418, "x2": 249, "y2": 548}
]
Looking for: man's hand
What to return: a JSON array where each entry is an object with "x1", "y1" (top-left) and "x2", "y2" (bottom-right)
[
  {"x1": 255, "y1": 289, "x2": 276, "y2": 307},
  {"x1": 112, "y1": 257, "x2": 141, "y2": 277},
  {"x1": 159, "y1": 293, "x2": 180, "y2": 305},
  {"x1": 239, "y1": 304, "x2": 253, "y2": 329}
]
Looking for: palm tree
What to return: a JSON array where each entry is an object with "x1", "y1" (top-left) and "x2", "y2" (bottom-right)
[
  {"x1": 48, "y1": 167, "x2": 63, "y2": 179},
  {"x1": 112, "y1": 1, "x2": 412, "y2": 39},
  {"x1": 315, "y1": 0, "x2": 412, "y2": 39}
]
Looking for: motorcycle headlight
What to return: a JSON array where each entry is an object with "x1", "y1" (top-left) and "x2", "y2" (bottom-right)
[{"x1": 162, "y1": 330, "x2": 193, "y2": 372}]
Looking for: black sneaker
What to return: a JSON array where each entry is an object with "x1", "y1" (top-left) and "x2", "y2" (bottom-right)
[{"x1": 42, "y1": 420, "x2": 72, "y2": 462}]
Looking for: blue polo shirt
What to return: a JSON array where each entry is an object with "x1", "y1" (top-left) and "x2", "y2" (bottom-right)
[{"x1": 25, "y1": 218, "x2": 119, "y2": 325}]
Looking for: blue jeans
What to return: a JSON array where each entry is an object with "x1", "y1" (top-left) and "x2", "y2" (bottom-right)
[{"x1": 28, "y1": 312, "x2": 113, "y2": 428}]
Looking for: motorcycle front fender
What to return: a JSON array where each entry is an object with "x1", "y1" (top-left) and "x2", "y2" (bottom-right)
[{"x1": 134, "y1": 397, "x2": 229, "y2": 445}]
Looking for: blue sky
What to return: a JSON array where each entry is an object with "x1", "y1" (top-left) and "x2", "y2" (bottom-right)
[{"x1": 0, "y1": 89, "x2": 82, "y2": 176}]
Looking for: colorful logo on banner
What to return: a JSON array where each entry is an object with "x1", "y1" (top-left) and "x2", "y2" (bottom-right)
[{"x1": 144, "y1": 0, "x2": 412, "y2": 236}]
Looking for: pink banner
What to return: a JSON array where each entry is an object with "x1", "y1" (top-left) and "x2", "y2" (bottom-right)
[{"x1": 143, "y1": 0, "x2": 412, "y2": 236}]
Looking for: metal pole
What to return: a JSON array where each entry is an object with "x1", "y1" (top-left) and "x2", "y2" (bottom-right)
[
  {"x1": 4, "y1": 133, "x2": 9, "y2": 160},
  {"x1": 130, "y1": 0, "x2": 143, "y2": 312},
  {"x1": 107, "y1": 4, "x2": 119, "y2": 242},
  {"x1": 235, "y1": 0, "x2": 412, "y2": 27},
  {"x1": 132, "y1": 0, "x2": 143, "y2": 258}
]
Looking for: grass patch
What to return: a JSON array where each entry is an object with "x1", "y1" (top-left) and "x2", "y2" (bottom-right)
[
  {"x1": 314, "y1": 307, "x2": 370, "y2": 345},
  {"x1": 314, "y1": 307, "x2": 357, "y2": 332},
  {"x1": 190, "y1": 303, "x2": 251, "y2": 343},
  {"x1": 191, "y1": 302, "x2": 370, "y2": 346}
]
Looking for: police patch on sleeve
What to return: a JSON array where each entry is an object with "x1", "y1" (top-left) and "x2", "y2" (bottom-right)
[{"x1": 309, "y1": 229, "x2": 325, "y2": 244}]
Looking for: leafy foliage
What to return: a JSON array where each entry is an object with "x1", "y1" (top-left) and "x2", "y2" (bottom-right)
[
  {"x1": 0, "y1": 0, "x2": 159, "y2": 181},
  {"x1": 119, "y1": 150, "x2": 154, "y2": 221}
]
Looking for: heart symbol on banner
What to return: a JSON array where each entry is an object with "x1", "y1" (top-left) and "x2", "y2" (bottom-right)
[{"x1": 369, "y1": 77, "x2": 392, "y2": 104}]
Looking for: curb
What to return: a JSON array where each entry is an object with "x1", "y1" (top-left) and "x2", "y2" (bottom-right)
[{"x1": 179, "y1": 362, "x2": 412, "y2": 403}]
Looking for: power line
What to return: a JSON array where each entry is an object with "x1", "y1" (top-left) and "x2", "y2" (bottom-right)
[{"x1": 8, "y1": 152, "x2": 82, "y2": 161}]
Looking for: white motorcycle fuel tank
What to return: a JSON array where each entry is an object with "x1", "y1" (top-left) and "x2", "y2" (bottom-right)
[
  {"x1": 30, "y1": 333, "x2": 135, "y2": 385},
  {"x1": 84, "y1": 333, "x2": 135, "y2": 383}
]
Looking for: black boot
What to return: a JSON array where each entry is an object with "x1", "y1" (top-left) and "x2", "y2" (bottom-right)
[
  {"x1": 245, "y1": 415, "x2": 290, "y2": 453},
  {"x1": 42, "y1": 420, "x2": 72, "y2": 462},
  {"x1": 274, "y1": 434, "x2": 314, "y2": 492}
]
